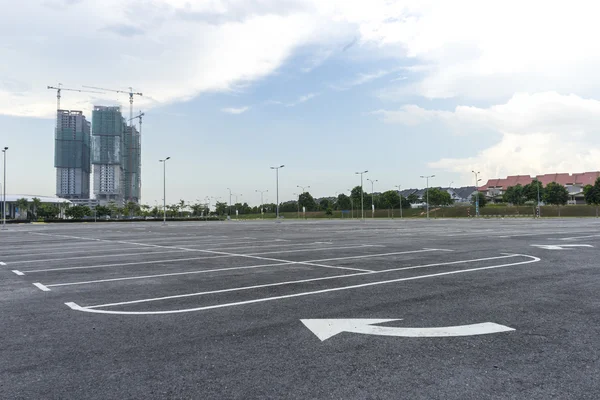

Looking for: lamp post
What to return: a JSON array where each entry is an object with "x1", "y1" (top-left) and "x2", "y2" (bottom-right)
[
  {"x1": 355, "y1": 170, "x2": 368, "y2": 220},
  {"x1": 420, "y1": 175, "x2": 435, "y2": 219},
  {"x1": 159, "y1": 157, "x2": 170, "y2": 225},
  {"x1": 227, "y1": 187, "x2": 233, "y2": 217},
  {"x1": 347, "y1": 188, "x2": 354, "y2": 219},
  {"x1": 2, "y1": 147, "x2": 7, "y2": 230},
  {"x1": 472, "y1": 171, "x2": 480, "y2": 217},
  {"x1": 395, "y1": 185, "x2": 403, "y2": 219},
  {"x1": 270, "y1": 165, "x2": 285, "y2": 218},
  {"x1": 537, "y1": 181, "x2": 541, "y2": 218},
  {"x1": 235, "y1": 193, "x2": 242, "y2": 219},
  {"x1": 367, "y1": 178, "x2": 378, "y2": 218},
  {"x1": 256, "y1": 189, "x2": 268, "y2": 220}
]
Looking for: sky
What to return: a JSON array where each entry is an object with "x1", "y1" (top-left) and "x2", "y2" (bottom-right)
[{"x1": 2, "y1": 0, "x2": 600, "y2": 207}]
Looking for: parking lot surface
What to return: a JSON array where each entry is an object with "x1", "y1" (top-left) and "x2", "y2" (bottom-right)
[{"x1": 1, "y1": 218, "x2": 600, "y2": 399}]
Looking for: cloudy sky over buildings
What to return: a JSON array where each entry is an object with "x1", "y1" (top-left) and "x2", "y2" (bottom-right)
[{"x1": 2, "y1": 0, "x2": 599, "y2": 205}]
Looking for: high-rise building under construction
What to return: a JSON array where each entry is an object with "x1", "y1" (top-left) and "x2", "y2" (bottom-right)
[
  {"x1": 91, "y1": 105, "x2": 141, "y2": 205},
  {"x1": 54, "y1": 110, "x2": 91, "y2": 199}
]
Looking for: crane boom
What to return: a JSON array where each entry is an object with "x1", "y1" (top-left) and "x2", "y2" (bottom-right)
[{"x1": 47, "y1": 84, "x2": 104, "y2": 110}]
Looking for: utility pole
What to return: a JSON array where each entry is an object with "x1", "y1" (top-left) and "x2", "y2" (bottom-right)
[
  {"x1": 355, "y1": 171, "x2": 368, "y2": 221},
  {"x1": 227, "y1": 188, "x2": 233, "y2": 217},
  {"x1": 2, "y1": 147, "x2": 7, "y2": 230},
  {"x1": 367, "y1": 178, "x2": 378, "y2": 218},
  {"x1": 395, "y1": 185, "x2": 403, "y2": 219},
  {"x1": 270, "y1": 165, "x2": 285, "y2": 218},
  {"x1": 159, "y1": 157, "x2": 170, "y2": 225},
  {"x1": 472, "y1": 171, "x2": 480, "y2": 217},
  {"x1": 420, "y1": 175, "x2": 435, "y2": 219}
]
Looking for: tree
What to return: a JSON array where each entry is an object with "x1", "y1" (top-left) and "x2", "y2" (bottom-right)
[
  {"x1": 37, "y1": 204, "x2": 60, "y2": 219},
  {"x1": 95, "y1": 205, "x2": 111, "y2": 218},
  {"x1": 426, "y1": 188, "x2": 453, "y2": 207},
  {"x1": 298, "y1": 192, "x2": 317, "y2": 211},
  {"x1": 543, "y1": 182, "x2": 569, "y2": 216},
  {"x1": 407, "y1": 193, "x2": 420, "y2": 204},
  {"x1": 319, "y1": 198, "x2": 331, "y2": 210},
  {"x1": 214, "y1": 201, "x2": 227, "y2": 216},
  {"x1": 503, "y1": 184, "x2": 526, "y2": 205},
  {"x1": 336, "y1": 194, "x2": 351, "y2": 210},
  {"x1": 471, "y1": 192, "x2": 487, "y2": 208},
  {"x1": 65, "y1": 205, "x2": 92, "y2": 219},
  {"x1": 584, "y1": 178, "x2": 600, "y2": 216},
  {"x1": 524, "y1": 179, "x2": 544, "y2": 203},
  {"x1": 380, "y1": 190, "x2": 400, "y2": 210},
  {"x1": 15, "y1": 198, "x2": 29, "y2": 220},
  {"x1": 31, "y1": 197, "x2": 42, "y2": 219},
  {"x1": 325, "y1": 207, "x2": 333, "y2": 217},
  {"x1": 124, "y1": 201, "x2": 140, "y2": 217}
]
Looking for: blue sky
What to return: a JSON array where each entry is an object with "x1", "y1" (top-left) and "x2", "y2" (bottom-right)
[{"x1": 2, "y1": 0, "x2": 600, "y2": 207}]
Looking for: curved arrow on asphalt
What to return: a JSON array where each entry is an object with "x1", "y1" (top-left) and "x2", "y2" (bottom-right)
[{"x1": 301, "y1": 319, "x2": 515, "y2": 341}]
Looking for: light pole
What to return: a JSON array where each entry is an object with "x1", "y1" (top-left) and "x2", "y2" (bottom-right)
[
  {"x1": 472, "y1": 171, "x2": 480, "y2": 217},
  {"x1": 159, "y1": 156, "x2": 170, "y2": 225},
  {"x1": 367, "y1": 178, "x2": 378, "y2": 218},
  {"x1": 395, "y1": 185, "x2": 403, "y2": 219},
  {"x1": 355, "y1": 170, "x2": 368, "y2": 220},
  {"x1": 227, "y1": 188, "x2": 233, "y2": 217},
  {"x1": 347, "y1": 188, "x2": 354, "y2": 219},
  {"x1": 270, "y1": 165, "x2": 285, "y2": 218},
  {"x1": 293, "y1": 193, "x2": 300, "y2": 219},
  {"x1": 2, "y1": 147, "x2": 7, "y2": 230},
  {"x1": 256, "y1": 189, "x2": 268, "y2": 219},
  {"x1": 420, "y1": 175, "x2": 435, "y2": 219},
  {"x1": 537, "y1": 181, "x2": 541, "y2": 218},
  {"x1": 235, "y1": 193, "x2": 242, "y2": 219}
]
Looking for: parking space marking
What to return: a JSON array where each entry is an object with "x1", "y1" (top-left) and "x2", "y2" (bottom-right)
[
  {"x1": 33, "y1": 282, "x2": 51, "y2": 292},
  {"x1": 6, "y1": 249, "x2": 196, "y2": 264},
  {"x1": 65, "y1": 254, "x2": 540, "y2": 315},
  {"x1": 558, "y1": 234, "x2": 600, "y2": 241},
  {"x1": 12, "y1": 270, "x2": 24, "y2": 275}
]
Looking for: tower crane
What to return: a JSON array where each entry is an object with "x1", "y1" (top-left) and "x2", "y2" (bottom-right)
[
  {"x1": 47, "y1": 84, "x2": 104, "y2": 110},
  {"x1": 82, "y1": 85, "x2": 142, "y2": 125},
  {"x1": 127, "y1": 112, "x2": 145, "y2": 203}
]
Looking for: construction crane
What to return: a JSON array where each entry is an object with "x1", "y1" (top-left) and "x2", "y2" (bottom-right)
[
  {"x1": 47, "y1": 84, "x2": 104, "y2": 110},
  {"x1": 83, "y1": 85, "x2": 143, "y2": 203},
  {"x1": 82, "y1": 85, "x2": 142, "y2": 125}
]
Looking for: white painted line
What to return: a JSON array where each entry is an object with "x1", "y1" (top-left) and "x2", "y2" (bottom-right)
[
  {"x1": 12, "y1": 270, "x2": 24, "y2": 275},
  {"x1": 78, "y1": 254, "x2": 529, "y2": 309},
  {"x1": 65, "y1": 255, "x2": 540, "y2": 315},
  {"x1": 0, "y1": 262, "x2": 6, "y2": 266},
  {"x1": 0, "y1": 246, "x2": 160, "y2": 258},
  {"x1": 558, "y1": 234, "x2": 600, "y2": 241},
  {"x1": 33, "y1": 282, "x2": 51, "y2": 292}
]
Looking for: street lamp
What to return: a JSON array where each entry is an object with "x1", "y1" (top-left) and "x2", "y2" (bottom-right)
[
  {"x1": 2, "y1": 147, "x2": 7, "y2": 230},
  {"x1": 420, "y1": 175, "x2": 435, "y2": 219},
  {"x1": 270, "y1": 165, "x2": 285, "y2": 218},
  {"x1": 256, "y1": 189, "x2": 268, "y2": 219},
  {"x1": 347, "y1": 188, "x2": 354, "y2": 219},
  {"x1": 227, "y1": 187, "x2": 233, "y2": 217},
  {"x1": 355, "y1": 170, "x2": 368, "y2": 220},
  {"x1": 472, "y1": 171, "x2": 480, "y2": 217},
  {"x1": 293, "y1": 193, "x2": 300, "y2": 219},
  {"x1": 367, "y1": 178, "x2": 378, "y2": 218},
  {"x1": 395, "y1": 185, "x2": 403, "y2": 219},
  {"x1": 159, "y1": 156, "x2": 170, "y2": 225}
]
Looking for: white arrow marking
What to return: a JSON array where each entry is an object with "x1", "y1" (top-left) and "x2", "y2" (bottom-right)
[
  {"x1": 531, "y1": 244, "x2": 593, "y2": 250},
  {"x1": 301, "y1": 319, "x2": 515, "y2": 341}
]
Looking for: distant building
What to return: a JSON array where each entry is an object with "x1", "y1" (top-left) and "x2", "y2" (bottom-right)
[
  {"x1": 54, "y1": 110, "x2": 91, "y2": 199},
  {"x1": 122, "y1": 125, "x2": 141, "y2": 204},
  {"x1": 479, "y1": 172, "x2": 600, "y2": 204},
  {"x1": 399, "y1": 186, "x2": 476, "y2": 204},
  {"x1": 92, "y1": 106, "x2": 124, "y2": 205}
]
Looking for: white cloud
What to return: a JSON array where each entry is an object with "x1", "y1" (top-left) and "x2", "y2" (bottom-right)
[
  {"x1": 286, "y1": 92, "x2": 319, "y2": 107},
  {"x1": 375, "y1": 92, "x2": 600, "y2": 181},
  {"x1": 221, "y1": 106, "x2": 250, "y2": 114},
  {"x1": 3, "y1": 0, "x2": 600, "y2": 118}
]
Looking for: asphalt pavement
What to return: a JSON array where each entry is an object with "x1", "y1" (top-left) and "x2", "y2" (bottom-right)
[{"x1": 1, "y1": 218, "x2": 600, "y2": 399}]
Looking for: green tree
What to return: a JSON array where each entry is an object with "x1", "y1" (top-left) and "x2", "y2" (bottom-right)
[
  {"x1": 503, "y1": 184, "x2": 526, "y2": 205},
  {"x1": 584, "y1": 178, "x2": 600, "y2": 216},
  {"x1": 214, "y1": 201, "x2": 227, "y2": 215},
  {"x1": 298, "y1": 192, "x2": 317, "y2": 211},
  {"x1": 325, "y1": 207, "x2": 333, "y2": 216},
  {"x1": 15, "y1": 198, "x2": 29, "y2": 220},
  {"x1": 471, "y1": 191, "x2": 488, "y2": 208},
  {"x1": 543, "y1": 182, "x2": 569, "y2": 216},
  {"x1": 380, "y1": 190, "x2": 400, "y2": 210},
  {"x1": 95, "y1": 205, "x2": 111, "y2": 218},
  {"x1": 65, "y1": 205, "x2": 92, "y2": 219},
  {"x1": 426, "y1": 188, "x2": 453, "y2": 207},
  {"x1": 124, "y1": 201, "x2": 140, "y2": 217},
  {"x1": 37, "y1": 204, "x2": 60, "y2": 219},
  {"x1": 319, "y1": 198, "x2": 331, "y2": 210},
  {"x1": 523, "y1": 179, "x2": 544, "y2": 203},
  {"x1": 336, "y1": 194, "x2": 351, "y2": 210},
  {"x1": 31, "y1": 197, "x2": 42, "y2": 219}
]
